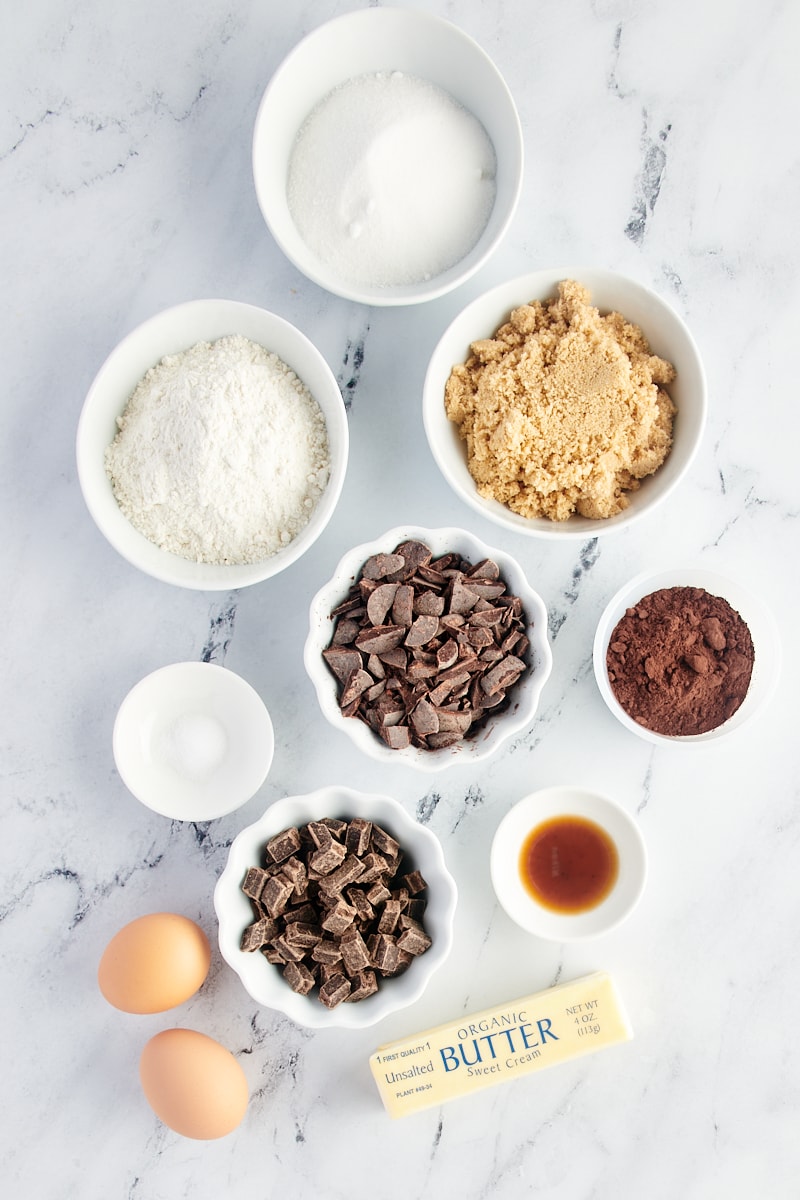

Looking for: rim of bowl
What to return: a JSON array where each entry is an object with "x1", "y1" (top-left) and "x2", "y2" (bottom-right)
[
  {"x1": 112, "y1": 662, "x2": 275, "y2": 821},
  {"x1": 592, "y1": 566, "x2": 781, "y2": 744},
  {"x1": 490, "y1": 785, "x2": 648, "y2": 942},
  {"x1": 76, "y1": 299, "x2": 349, "y2": 590},
  {"x1": 252, "y1": 7, "x2": 523, "y2": 306},
  {"x1": 422, "y1": 267, "x2": 708, "y2": 537},
  {"x1": 214, "y1": 786, "x2": 458, "y2": 1028},
  {"x1": 303, "y1": 525, "x2": 553, "y2": 770}
]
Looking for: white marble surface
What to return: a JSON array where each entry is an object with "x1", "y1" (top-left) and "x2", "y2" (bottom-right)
[{"x1": 3, "y1": 1, "x2": 799, "y2": 1196}]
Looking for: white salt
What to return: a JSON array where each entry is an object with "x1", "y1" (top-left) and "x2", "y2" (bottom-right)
[
  {"x1": 286, "y1": 71, "x2": 497, "y2": 288},
  {"x1": 159, "y1": 712, "x2": 229, "y2": 783}
]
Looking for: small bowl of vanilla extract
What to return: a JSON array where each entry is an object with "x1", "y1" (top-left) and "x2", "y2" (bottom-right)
[{"x1": 490, "y1": 786, "x2": 648, "y2": 941}]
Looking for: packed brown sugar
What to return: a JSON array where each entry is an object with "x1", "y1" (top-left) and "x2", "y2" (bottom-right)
[{"x1": 444, "y1": 280, "x2": 677, "y2": 521}]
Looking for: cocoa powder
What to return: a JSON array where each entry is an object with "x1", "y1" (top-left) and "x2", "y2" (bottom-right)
[{"x1": 605, "y1": 586, "x2": 755, "y2": 736}]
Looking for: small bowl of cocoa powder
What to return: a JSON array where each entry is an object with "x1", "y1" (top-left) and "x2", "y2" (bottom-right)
[{"x1": 592, "y1": 567, "x2": 779, "y2": 743}]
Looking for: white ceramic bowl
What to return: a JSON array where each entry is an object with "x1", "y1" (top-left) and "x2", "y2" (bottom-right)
[
  {"x1": 214, "y1": 787, "x2": 458, "y2": 1029},
  {"x1": 113, "y1": 662, "x2": 274, "y2": 821},
  {"x1": 252, "y1": 7, "x2": 523, "y2": 306},
  {"x1": 304, "y1": 525, "x2": 553, "y2": 771},
  {"x1": 76, "y1": 299, "x2": 349, "y2": 590},
  {"x1": 423, "y1": 267, "x2": 707, "y2": 538},
  {"x1": 593, "y1": 566, "x2": 780, "y2": 744},
  {"x1": 490, "y1": 786, "x2": 648, "y2": 941}
]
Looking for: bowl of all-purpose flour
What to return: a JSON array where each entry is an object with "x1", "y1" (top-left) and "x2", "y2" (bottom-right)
[
  {"x1": 252, "y1": 7, "x2": 523, "y2": 306},
  {"x1": 76, "y1": 299, "x2": 349, "y2": 589}
]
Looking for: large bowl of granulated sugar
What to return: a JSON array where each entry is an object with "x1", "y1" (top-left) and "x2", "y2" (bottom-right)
[
  {"x1": 76, "y1": 299, "x2": 349, "y2": 589},
  {"x1": 252, "y1": 8, "x2": 523, "y2": 306}
]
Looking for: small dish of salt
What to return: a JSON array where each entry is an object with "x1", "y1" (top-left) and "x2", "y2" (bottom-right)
[{"x1": 113, "y1": 662, "x2": 274, "y2": 821}]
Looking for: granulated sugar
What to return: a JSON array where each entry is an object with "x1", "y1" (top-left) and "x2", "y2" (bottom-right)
[
  {"x1": 286, "y1": 71, "x2": 496, "y2": 288},
  {"x1": 105, "y1": 335, "x2": 330, "y2": 565}
]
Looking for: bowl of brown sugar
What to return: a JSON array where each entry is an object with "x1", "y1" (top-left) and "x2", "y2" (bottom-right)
[
  {"x1": 423, "y1": 269, "x2": 707, "y2": 538},
  {"x1": 593, "y1": 567, "x2": 780, "y2": 743}
]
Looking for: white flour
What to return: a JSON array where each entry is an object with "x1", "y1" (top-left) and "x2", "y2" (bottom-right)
[{"x1": 105, "y1": 335, "x2": 331, "y2": 565}]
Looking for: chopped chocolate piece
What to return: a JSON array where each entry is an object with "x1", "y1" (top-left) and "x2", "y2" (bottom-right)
[
  {"x1": 307, "y1": 821, "x2": 333, "y2": 850},
  {"x1": 391, "y1": 584, "x2": 415, "y2": 627},
  {"x1": 262, "y1": 873, "x2": 294, "y2": 917},
  {"x1": 386, "y1": 540, "x2": 432, "y2": 581},
  {"x1": 402, "y1": 870, "x2": 427, "y2": 895},
  {"x1": 414, "y1": 590, "x2": 445, "y2": 617},
  {"x1": 355, "y1": 624, "x2": 406, "y2": 655},
  {"x1": 340, "y1": 668, "x2": 375, "y2": 708},
  {"x1": 241, "y1": 866, "x2": 269, "y2": 902},
  {"x1": 344, "y1": 817, "x2": 372, "y2": 857},
  {"x1": 280, "y1": 856, "x2": 308, "y2": 897},
  {"x1": 406, "y1": 898, "x2": 427, "y2": 921},
  {"x1": 384, "y1": 947, "x2": 414, "y2": 976},
  {"x1": 396, "y1": 919, "x2": 432, "y2": 956},
  {"x1": 271, "y1": 933, "x2": 307, "y2": 963},
  {"x1": 265, "y1": 826, "x2": 302, "y2": 864},
  {"x1": 362, "y1": 552, "x2": 405, "y2": 580},
  {"x1": 480, "y1": 654, "x2": 527, "y2": 696},
  {"x1": 318, "y1": 854, "x2": 367, "y2": 895},
  {"x1": 311, "y1": 937, "x2": 344, "y2": 965},
  {"x1": 319, "y1": 972, "x2": 352, "y2": 1009},
  {"x1": 366, "y1": 582, "x2": 399, "y2": 626},
  {"x1": 284, "y1": 921, "x2": 323, "y2": 949},
  {"x1": 321, "y1": 898, "x2": 357, "y2": 936},
  {"x1": 377, "y1": 899, "x2": 403, "y2": 934},
  {"x1": 405, "y1": 614, "x2": 440, "y2": 648},
  {"x1": 346, "y1": 969, "x2": 379, "y2": 1002},
  {"x1": 319, "y1": 817, "x2": 348, "y2": 838},
  {"x1": 283, "y1": 902, "x2": 317, "y2": 925},
  {"x1": 368, "y1": 932, "x2": 399, "y2": 975},
  {"x1": 332, "y1": 617, "x2": 361, "y2": 646},
  {"x1": 346, "y1": 887, "x2": 374, "y2": 923},
  {"x1": 339, "y1": 928, "x2": 371, "y2": 975},
  {"x1": 261, "y1": 945, "x2": 286, "y2": 965},
  {"x1": 240, "y1": 918, "x2": 275, "y2": 952},
  {"x1": 365, "y1": 880, "x2": 392, "y2": 907},
  {"x1": 322, "y1": 646, "x2": 363, "y2": 683},
  {"x1": 283, "y1": 960, "x2": 316, "y2": 996},
  {"x1": 371, "y1": 824, "x2": 400, "y2": 860},
  {"x1": 380, "y1": 724, "x2": 411, "y2": 749},
  {"x1": 308, "y1": 840, "x2": 347, "y2": 876}
]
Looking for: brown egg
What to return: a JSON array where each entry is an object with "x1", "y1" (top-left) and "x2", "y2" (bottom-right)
[
  {"x1": 139, "y1": 1028, "x2": 249, "y2": 1139},
  {"x1": 97, "y1": 912, "x2": 211, "y2": 1014}
]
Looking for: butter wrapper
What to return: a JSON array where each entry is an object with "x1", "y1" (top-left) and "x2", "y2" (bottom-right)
[{"x1": 369, "y1": 971, "x2": 632, "y2": 1118}]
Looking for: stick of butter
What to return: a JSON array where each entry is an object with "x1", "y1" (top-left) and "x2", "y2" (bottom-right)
[{"x1": 369, "y1": 971, "x2": 632, "y2": 1118}]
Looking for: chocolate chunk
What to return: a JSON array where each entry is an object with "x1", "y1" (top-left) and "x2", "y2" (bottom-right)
[
  {"x1": 345, "y1": 818, "x2": 372, "y2": 857},
  {"x1": 366, "y1": 583, "x2": 399, "y2": 626},
  {"x1": 262, "y1": 873, "x2": 294, "y2": 917},
  {"x1": 396, "y1": 921, "x2": 432, "y2": 956},
  {"x1": 283, "y1": 960, "x2": 316, "y2": 996},
  {"x1": 265, "y1": 827, "x2": 302, "y2": 864},
  {"x1": 240, "y1": 918, "x2": 276, "y2": 952},
  {"x1": 362, "y1": 553, "x2": 405, "y2": 580},
  {"x1": 346, "y1": 969, "x2": 379, "y2": 1002},
  {"x1": 241, "y1": 866, "x2": 269, "y2": 902},
  {"x1": 309, "y1": 841, "x2": 347, "y2": 875},
  {"x1": 319, "y1": 972, "x2": 352, "y2": 1009}
]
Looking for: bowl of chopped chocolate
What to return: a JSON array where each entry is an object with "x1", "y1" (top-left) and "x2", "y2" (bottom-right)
[
  {"x1": 423, "y1": 269, "x2": 707, "y2": 538},
  {"x1": 304, "y1": 526, "x2": 553, "y2": 769},
  {"x1": 214, "y1": 787, "x2": 458, "y2": 1028},
  {"x1": 593, "y1": 566, "x2": 780, "y2": 743}
]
